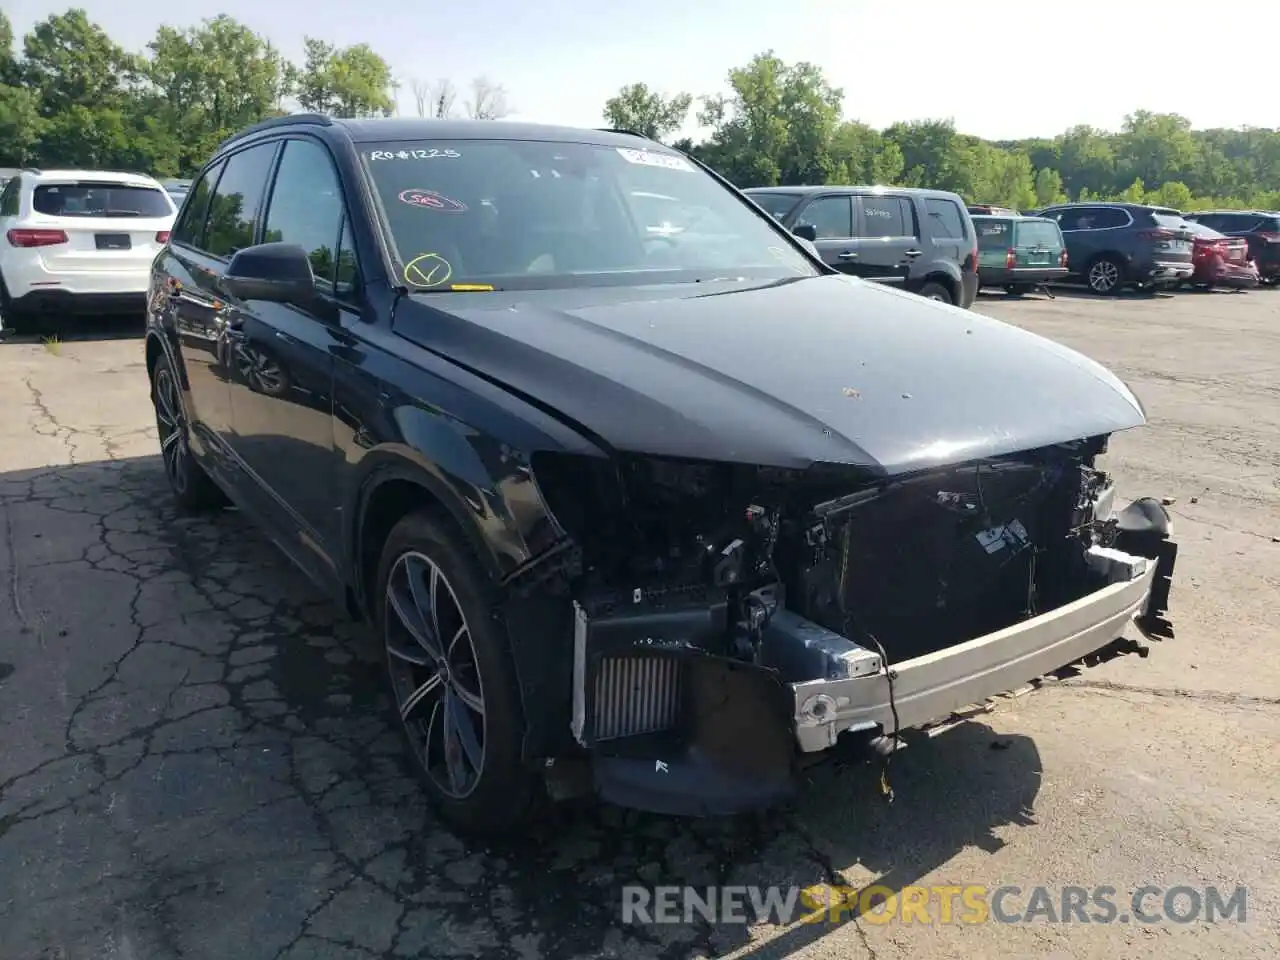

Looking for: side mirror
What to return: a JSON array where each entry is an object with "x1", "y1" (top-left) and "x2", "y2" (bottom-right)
[
  {"x1": 792, "y1": 223, "x2": 818, "y2": 242},
  {"x1": 223, "y1": 242, "x2": 316, "y2": 305}
]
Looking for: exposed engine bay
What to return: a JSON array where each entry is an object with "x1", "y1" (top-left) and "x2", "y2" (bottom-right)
[
  {"x1": 524, "y1": 438, "x2": 1173, "y2": 815},
  {"x1": 535, "y1": 438, "x2": 1119, "y2": 665}
]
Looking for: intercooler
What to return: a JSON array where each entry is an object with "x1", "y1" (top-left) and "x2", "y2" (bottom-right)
[
  {"x1": 570, "y1": 594, "x2": 720, "y2": 745},
  {"x1": 590, "y1": 655, "x2": 683, "y2": 741}
]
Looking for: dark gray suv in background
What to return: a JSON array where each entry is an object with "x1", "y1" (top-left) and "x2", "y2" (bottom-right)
[
  {"x1": 743, "y1": 185, "x2": 979, "y2": 308},
  {"x1": 1029, "y1": 202, "x2": 1197, "y2": 295}
]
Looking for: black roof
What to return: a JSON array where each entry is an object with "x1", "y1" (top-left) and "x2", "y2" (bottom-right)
[
  {"x1": 970, "y1": 212, "x2": 1054, "y2": 221},
  {"x1": 1037, "y1": 201, "x2": 1166, "y2": 211},
  {"x1": 218, "y1": 114, "x2": 660, "y2": 153},
  {"x1": 1186, "y1": 208, "x2": 1278, "y2": 217}
]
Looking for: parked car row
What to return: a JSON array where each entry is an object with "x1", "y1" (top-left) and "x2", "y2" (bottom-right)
[{"x1": 744, "y1": 184, "x2": 1278, "y2": 303}]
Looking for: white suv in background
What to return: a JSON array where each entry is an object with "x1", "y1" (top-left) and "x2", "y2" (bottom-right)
[{"x1": 0, "y1": 169, "x2": 177, "y2": 334}]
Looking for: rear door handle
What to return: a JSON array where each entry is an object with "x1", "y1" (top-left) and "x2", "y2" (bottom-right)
[
  {"x1": 837, "y1": 251, "x2": 858, "y2": 260},
  {"x1": 904, "y1": 249, "x2": 923, "y2": 258}
]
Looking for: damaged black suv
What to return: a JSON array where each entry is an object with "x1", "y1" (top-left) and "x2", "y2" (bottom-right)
[{"x1": 146, "y1": 115, "x2": 1177, "y2": 834}]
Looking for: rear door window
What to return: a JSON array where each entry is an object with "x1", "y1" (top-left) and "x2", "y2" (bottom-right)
[
  {"x1": 794, "y1": 196, "x2": 853, "y2": 239},
  {"x1": 857, "y1": 195, "x2": 913, "y2": 238},
  {"x1": 1188, "y1": 213, "x2": 1224, "y2": 231},
  {"x1": 172, "y1": 161, "x2": 224, "y2": 250},
  {"x1": 33, "y1": 182, "x2": 172, "y2": 218},
  {"x1": 1093, "y1": 208, "x2": 1131, "y2": 229},
  {"x1": 204, "y1": 142, "x2": 280, "y2": 258},
  {"x1": 925, "y1": 197, "x2": 967, "y2": 240},
  {"x1": 748, "y1": 192, "x2": 803, "y2": 221},
  {"x1": 976, "y1": 219, "x2": 1012, "y2": 250}
]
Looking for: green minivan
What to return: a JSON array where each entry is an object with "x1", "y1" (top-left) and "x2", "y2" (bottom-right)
[{"x1": 972, "y1": 214, "x2": 1069, "y2": 294}]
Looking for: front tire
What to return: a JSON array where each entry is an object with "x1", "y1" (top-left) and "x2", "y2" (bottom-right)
[
  {"x1": 150, "y1": 354, "x2": 227, "y2": 511},
  {"x1": 375, "y1": 508, "x2": 542, "y2": 836},
  {"x1": 1086, "y1": 256, "x2": 1124, "y2": 295}
]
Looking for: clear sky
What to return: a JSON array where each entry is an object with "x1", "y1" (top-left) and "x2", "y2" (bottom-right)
[{"x1": 8, "y1": 0, "x2": 1278, "y2": 141}]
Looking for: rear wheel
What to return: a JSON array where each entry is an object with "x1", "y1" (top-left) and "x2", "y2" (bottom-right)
[
  {"x1": 375, "y1": 508, "x2": 543, "y2": 836},
  {"x1": 917, "y1": 281, "x2": 953, "y2": 304},
  {"x1": 150, "y1": 354, "x2": 226, "y2": 511},
  {"x1": 1086, "y1": 256, "x2": 1124, "y2": 295}
]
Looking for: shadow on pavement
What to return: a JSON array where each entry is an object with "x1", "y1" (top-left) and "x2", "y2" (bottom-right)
[
  {"x1": 0, "y1": 454, "x2": 1043, "y2": 960},
  {"x1": 0, "y1": 311, "x2": 145, "y2": 344}
]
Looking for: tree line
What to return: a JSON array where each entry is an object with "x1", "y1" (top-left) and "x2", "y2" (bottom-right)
[
  {"x1": 604, "y1": 53, "x2": 1280, "y2": 211},
  {"x1": 0, "y1": 9, "x2": 508, "y2": 177},
  {"x1": 3, "y1": 13, "x2": 1278, "y2": 211}
]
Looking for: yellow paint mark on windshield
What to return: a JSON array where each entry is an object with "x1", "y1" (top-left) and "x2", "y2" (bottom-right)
[{"x1": 404, "y1": 252, "x2": 452, "y2": 287}]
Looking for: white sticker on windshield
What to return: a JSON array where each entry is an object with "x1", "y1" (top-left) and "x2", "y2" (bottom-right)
[
  {"x1": 367, "y1": 149, "x2": 461, "y2": 161},
  {"x1": 616, "y1": 147, "x2": 694, "y2": 172}
]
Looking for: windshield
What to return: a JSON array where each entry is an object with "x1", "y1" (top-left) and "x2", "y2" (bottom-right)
[
  {"x1": 360, "y1": 140, "x2": 817, "y2": 291},
  {"x1": 33, "y1": 182, "x2": 173, "y2": 218}
]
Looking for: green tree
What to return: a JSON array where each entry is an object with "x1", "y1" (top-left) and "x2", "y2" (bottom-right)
[
  {"x1": 1116, "y1": 112, "x2": 1200, "y2": 191},
  {"x1": 1145, "y1": 180, "x2": 1194, "y2": 210},
  {"x1": 144, "y1": 16, "x2": 292, "y2": 174},
  {"x1": 0, "y1": 84, "x2": 45, "y2": 166},
  {"x1": 603, "y1": 83, "x2": 692, "y2": 141},
  {"x1": 22, "y1": 9, "x2": 138, "y2": 118},
  {"x1": 1117, "y1": 178, "x2": 1147, "y2": 203},
  {"x1": 1033, "y1": 167, "x2": 1068, "y2": 207},
  {"x1": 296, "y1": 37, "x2": 394, "y2": 117},
  {"x1": 696, "y1": 52, "x2": 844, "y2": 187}
]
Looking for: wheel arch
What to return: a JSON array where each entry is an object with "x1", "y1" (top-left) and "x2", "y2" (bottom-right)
[
  {"x1": 145, "y1": 329, "x2": 190, "y2": 393},
  {"x1": 348, "y1": 451, "x2": 507, "y2": 623},
  {"x1": 921, "y1": 271, "x2": 959, "y2": 300}
]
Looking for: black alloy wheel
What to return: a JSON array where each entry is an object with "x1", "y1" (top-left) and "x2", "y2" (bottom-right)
[
  {"x1": 150, "y1": 355, "x2": 225, "y2": 511},
  {"x1": 375, "y1": 508, "x2": 541, "y2": 835}
]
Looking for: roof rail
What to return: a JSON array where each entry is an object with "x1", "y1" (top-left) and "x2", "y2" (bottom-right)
[
  {"x1": 216, "y1": 113, "x2": 333, "y2": 153},
  {"x1": 596, "y1": 127, "x2": 653, "y2": 141}
]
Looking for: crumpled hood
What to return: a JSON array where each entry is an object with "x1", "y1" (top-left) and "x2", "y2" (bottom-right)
[{"x1": 396, "y1": 274, "x2": 1145, "y2": 475}]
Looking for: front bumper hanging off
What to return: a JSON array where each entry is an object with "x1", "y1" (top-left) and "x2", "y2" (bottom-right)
[{"x1": 567, "y1": 497, "x2": 1177, "y2": 817}]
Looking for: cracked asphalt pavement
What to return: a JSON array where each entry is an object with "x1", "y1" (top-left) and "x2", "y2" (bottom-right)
[{"x1": 2, "y1": 290, "x2": 1278, "y2": 960}]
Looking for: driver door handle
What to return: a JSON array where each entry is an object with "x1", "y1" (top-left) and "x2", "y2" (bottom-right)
[{"x1": 837, "y1": 251, "x2": 858, "y2": 260}]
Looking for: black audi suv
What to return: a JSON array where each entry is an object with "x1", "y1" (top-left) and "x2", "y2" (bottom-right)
[{"x1": 146, "y1": 116, "x2": 1176, "y2": 834}]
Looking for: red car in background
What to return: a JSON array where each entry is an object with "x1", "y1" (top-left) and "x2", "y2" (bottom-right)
[{"x1": 1186, "y1": 221, "x2": 1259, "y2": 290}]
